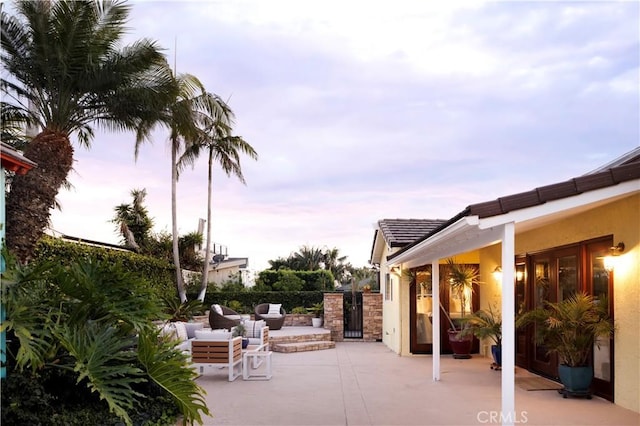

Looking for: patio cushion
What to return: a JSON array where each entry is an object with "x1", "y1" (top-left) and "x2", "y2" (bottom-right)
[
  {"x1": 212, "y1": 304, "x2": 224, "y2": 315},
  {"x1": 173, "y1": 321, "x2": 188, "y2": 342},
  {"x1": 225, "y1": 314, "x2": 242, "y2": 321},
  {"x1": 260, "y1": 314, "x2": 282, "y2": 319},
  {"x1": 184, "y1": 322, "x2": 204, "y2": 339},
  {"x1": 268, "y1": 304, "x2": 282, "y2": 315},
  {"x1": 195, "y1": 329, "x2": 231, "y2": 340},
  {"x1": 243, "y1": 320, "x2": 266, "y2": 338}
]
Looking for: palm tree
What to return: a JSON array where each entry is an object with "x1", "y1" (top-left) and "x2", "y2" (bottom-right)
[
  {"x1": 135, "y1": 73, "x2": 228, "y2": 302},
  {"x1": 1, "y1": 0, "x2": 176, "y2": 262},
  {"x1": 179, "y1": 105, "x2": 257, "y2": 302}
]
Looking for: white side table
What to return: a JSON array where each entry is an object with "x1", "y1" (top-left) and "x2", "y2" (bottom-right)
[{"x1": 242, "y1": 346, "x2": 272, "y2": 380}]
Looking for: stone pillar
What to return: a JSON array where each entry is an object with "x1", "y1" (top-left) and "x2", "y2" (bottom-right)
[
  {"x1": 363, "y1": 292, "x2": 382, "y2": 342},
  {"x1": 324, "y1": 293, "x2": 344, "y2": 342}
]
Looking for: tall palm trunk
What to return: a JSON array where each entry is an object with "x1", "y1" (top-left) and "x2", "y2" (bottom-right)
[
  {"x1": 171, "y1": 137, "x2": 186, "y2": 302},
  {"x1": 197, "y1": 148, "x2": 215, "y2": 301},
  {"x1": 6, "y1": 130, "x2": 74, "y2": 262}
]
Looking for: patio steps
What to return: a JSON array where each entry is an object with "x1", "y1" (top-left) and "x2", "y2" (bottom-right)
[{"x1": 269, "y1": 329, "x2": 335, "y2": 353}]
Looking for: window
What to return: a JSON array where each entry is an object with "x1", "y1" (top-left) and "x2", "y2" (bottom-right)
[{"x1": 385, "y1": 273, "x2": 392, "y2": 301}]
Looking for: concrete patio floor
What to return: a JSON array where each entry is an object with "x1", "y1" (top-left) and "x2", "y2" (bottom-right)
[{"x1": 195, "y1": 339, "x2": 639, "y2": 426}]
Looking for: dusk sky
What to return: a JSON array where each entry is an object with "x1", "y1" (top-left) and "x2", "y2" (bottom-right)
[{"x1": 47, "y1": 1, "x2": 639, "y2": 272}]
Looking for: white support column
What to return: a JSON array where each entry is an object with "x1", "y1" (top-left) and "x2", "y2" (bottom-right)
[
  {"x1": 501, "y1": 222, "x2": 516, "y2": 426},
  {"x1": 431, "y1": 259, "x2": 440, "y2": 381}
]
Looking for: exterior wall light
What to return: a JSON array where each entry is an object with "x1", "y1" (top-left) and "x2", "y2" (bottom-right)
[
  {"x1": 604, "y1": 242, "x2": 625, "y2": 272},
  {"x1": 492, "y1": 266, "x2": 502, "y2": 282}
]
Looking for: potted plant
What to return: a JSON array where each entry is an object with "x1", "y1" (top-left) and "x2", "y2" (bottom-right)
[
  {"x1": 516, "y1": 292, "x2": 614, "y2": 398},
  {"x1": 232, "y1": 323, "x2": 249, "y2": 349},
  {"x1": 307, "y1": 302, "x2": 324, "y2": 328},
  {"x1": 460, "y1": 304, "x2": 502, "y2": 369},
  {"x1": 445, "y1": 258, "x2": 480, "y2": 359}
]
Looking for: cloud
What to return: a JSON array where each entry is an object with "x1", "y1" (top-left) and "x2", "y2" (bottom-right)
[{"x1": 45, "y1": 0, "x2": 639, "y2": 272}]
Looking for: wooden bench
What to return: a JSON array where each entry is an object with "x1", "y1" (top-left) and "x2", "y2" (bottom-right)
[{"x1": 191, "y1": 336, "x2": 243, "y2": 381}]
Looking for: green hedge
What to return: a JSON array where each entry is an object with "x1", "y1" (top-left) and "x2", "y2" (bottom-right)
[
  {"x1": 199, "y1": 291, "x2": 325, "y2": 314},
  {"x1": 256, "y1": 270, "x2": 334, "y2": 291},
  {"x1": 34, "y1": 236, "x2": 176, "y2": 299}
]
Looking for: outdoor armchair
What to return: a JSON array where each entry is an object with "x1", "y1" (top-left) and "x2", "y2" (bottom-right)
[
  {"x1": 254, "y1": 303, "x2": 286, "y2": 330},
  {"x1": 209, "y1": 304, "x2": 242, "y2": 330}
]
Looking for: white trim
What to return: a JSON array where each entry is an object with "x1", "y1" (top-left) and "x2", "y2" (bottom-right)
[
  {"x1": 431, "y1": 259, "x2": 440, "y2": 382},
  {"x1": 501, "y1": 223, "x2": 516, "y2": 426}
]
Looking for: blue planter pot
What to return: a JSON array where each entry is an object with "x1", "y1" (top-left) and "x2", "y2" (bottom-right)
[
  {"x1": 491, "y1": 345, "x2": 502, "y2": 366},
  {"x1": 242, "y1": 338, "x2": 249, "y2": 349},
  {"x1": 558, "y1": 364, "x2": 593, "y2": 393}
]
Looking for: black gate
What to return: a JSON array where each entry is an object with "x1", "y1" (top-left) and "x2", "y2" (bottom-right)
[{"x1": 344, "y1": 292, "x2": 363, "y2": 338}]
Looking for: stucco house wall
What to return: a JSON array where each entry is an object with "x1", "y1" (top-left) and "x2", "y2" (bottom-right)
[{"x1": 380, "y1": 244, "x2": 403, "y2": 354}]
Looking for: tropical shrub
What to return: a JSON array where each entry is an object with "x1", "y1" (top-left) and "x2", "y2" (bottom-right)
[{"x1": 1, "y1": 252, "x2": 208, "y2": 425}]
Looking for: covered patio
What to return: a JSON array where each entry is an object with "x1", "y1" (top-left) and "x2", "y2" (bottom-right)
[{"x1": 195, "y1": 341, "x2": 639, "y2": 425}]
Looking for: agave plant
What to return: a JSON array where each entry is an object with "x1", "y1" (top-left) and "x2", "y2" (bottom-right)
[{"x1": 1, "y1": 251, "x2": 209, "y2": 425}]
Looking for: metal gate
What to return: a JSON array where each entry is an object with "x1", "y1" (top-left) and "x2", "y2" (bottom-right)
[{"x1": 344, "y1": 292, "x2": 363, "y2": 338}]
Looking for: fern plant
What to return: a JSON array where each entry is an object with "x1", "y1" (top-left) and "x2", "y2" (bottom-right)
[{"x1": 1, "y1": 251, "x2": 209, "y2": 425}]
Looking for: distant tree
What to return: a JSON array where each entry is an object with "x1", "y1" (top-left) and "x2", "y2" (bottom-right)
[
  {"x1": 267, "y1": 257, "x2": 291, "y2": 270},
  {"x1": 111, "y1": 188, "x2": 154, "y2": 251},
  {"x1": 178, "y1": 231, "x2": 203, "y2": 271},
  {"x1": 322, "y1": 247, "x2": 349, "y2": 283},
  {"x1": 266, "y1": 246, "x2": 351, "y2": 285},
  {"x1": 291, "y1": 245, "x2": 324, "y2": 270}
]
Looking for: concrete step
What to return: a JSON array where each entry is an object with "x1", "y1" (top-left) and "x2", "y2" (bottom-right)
[
  {"x1": 272, "y1": 340, "x2": 336, "y2": 353},
  {"x1": 269, "y1": 330, "x2": 331, "y2": 345}
]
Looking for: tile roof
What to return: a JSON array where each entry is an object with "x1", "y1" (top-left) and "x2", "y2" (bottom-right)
[
  {"x1": 378, "y1": 219, "x2": 447, "y2": 247},
  {"x1": 388, "y1": 149, "x2": 640, "y2": 261},
  {"x1": 467, "y1": 161, "x2": 640, "y2": 218}
]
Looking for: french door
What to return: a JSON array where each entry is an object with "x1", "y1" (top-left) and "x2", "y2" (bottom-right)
[{"x1": 517, "y1": 237, "x2": 614, "y2": 401}]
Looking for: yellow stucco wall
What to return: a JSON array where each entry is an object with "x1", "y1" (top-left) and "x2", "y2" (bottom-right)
[{"x1": 381, "y1": 245, "x2": 403, "y2": 354}]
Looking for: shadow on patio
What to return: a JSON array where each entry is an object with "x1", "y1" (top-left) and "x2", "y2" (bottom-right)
[{"x1": 196, "y1": 341, "x2": 639, "y2": 425}]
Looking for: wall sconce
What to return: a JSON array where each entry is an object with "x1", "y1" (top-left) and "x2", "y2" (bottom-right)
[
  {"x1": 604, "y1": 242, "x2": 625, "y2": 272},
  {"x1": 492, "y1": 266, "x2": 502, "y2": 282},
  {"x1": 390, "y1": 266, "x2": 401, "y2": 275}
]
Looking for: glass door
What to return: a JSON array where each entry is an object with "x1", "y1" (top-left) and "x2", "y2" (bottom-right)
[
  {"x1": 530, "y1": 255, "x2": 557, "y2": 377},
  {"x1": 514, "y1": 260, "x2": 528, "y2": 368},
  {"x1": 410, "y1": 267, "x2": 434, "y2": 354}
]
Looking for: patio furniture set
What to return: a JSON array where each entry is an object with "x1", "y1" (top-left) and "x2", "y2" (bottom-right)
[{"x1": 162, "y1": 303, "x2": 281, "y2": 381}]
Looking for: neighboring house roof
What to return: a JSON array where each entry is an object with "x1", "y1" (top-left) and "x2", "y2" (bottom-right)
[
  {"x1": 379, "y1": 219, "x2": 447, "y2": 247},
  {"x1": 209, "y1": 257, "x2": 248, "y2": 270},
  {"x1": 370, "y1": 218, "x2": 447, "y2": 264},
  {"x1": 1, "y1": 142, "x2": 37, "y2": 175},
  {"x1": 586, "y1": 146, "x2": 640, "y2": 174},
  {"x1": 389, "y1": 150, "x2": 640, "y2": 262},
  {"x1": 54, "y1": 232, "x2": 133, "y2": 252}
]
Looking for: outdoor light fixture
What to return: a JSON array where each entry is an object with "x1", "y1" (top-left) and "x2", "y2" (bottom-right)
[
  {"x1": 604, "y1": 242, "x2": 625, "y2": 272},
  {"x1": 390, "y1": 266, "x2": 401, "y2": 275},
  {"x1": 492, "y1": 266, "x2": 502, "y2": 282}
]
